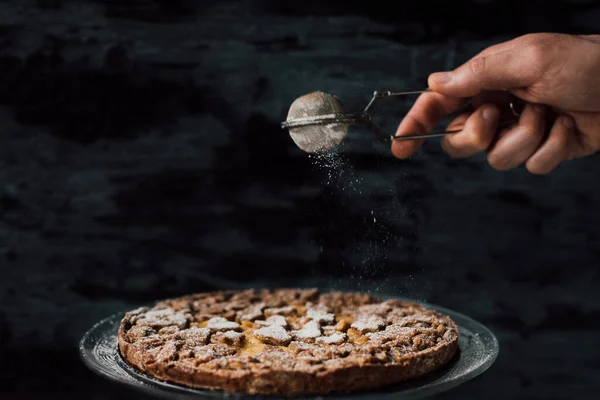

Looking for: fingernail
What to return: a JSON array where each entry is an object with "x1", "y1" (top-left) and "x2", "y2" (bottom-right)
[
  {"x1": 533, "y1": 104, "x2": 545, "y2": 114},
  {"x1": 431, "y1": 72, "x2": 453, "y2": 84},
  {"x1": 562, "y1": 115, "x2": 574, "y2": 128},
  {"x1": 482, "y1": 106, "x2": 498, "y2": 121}
]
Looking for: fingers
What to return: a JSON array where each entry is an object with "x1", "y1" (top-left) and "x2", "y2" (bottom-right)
[
  {"x1": 440, "y1": 104, "x2": 575, "y2": 173},
  {"x1": 428, "y1": 37, "x2": 552, "y2": 98},
  {"x1": 391, "y1": 91, "x2": 464, "y2": 159},
  {"x1": 391, "y1": 114, "x2": 426, "y2": 159},
  {"x1": 441, "y1": 104, "x2": 501, "y2": 158},
  {"x1": 487, "y1": 103, "x2": 547, "y2": 171},
  {"x1": 525, "y1": 115, "x2": 573, "y2": 174},
  {"x1": 394, "y1": 92, "x2": 575, "y2": 174}
]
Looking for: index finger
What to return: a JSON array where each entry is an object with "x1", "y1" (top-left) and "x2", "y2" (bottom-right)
[{"x1": 392, "y1": 92, "x2": 465, "y2": 159}]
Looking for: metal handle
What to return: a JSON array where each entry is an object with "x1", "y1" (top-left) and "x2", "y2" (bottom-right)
[
  {"x1": 364, "y1": 89, "x2": 523, "y2": 142},
  {"x1": 392, "y1": 119, "x2": 517, "y2": 141}
]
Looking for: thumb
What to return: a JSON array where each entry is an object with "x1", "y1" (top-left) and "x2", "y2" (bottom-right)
[{"x1": 427, "y1": 48, "x2": 546, "y2": 98}]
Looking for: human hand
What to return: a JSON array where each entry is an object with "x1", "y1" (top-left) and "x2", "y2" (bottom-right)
[{"x1": 392, "y1": 33, "x2": 600, "y2": 174}]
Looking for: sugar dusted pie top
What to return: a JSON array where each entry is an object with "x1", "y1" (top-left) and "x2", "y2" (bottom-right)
[{"x1": 118, "y1": 289, "x2": 459, "y2": 395}]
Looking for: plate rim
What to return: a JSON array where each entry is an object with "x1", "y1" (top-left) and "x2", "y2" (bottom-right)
[{"x1": 79, "y1": 292, "x2": 499, "y2": 399}]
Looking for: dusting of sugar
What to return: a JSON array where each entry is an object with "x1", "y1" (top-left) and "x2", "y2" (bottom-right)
[
  {"x1": 264, "y1": 306, "x2": 296, "y2": 317},
  {"x1": 176, "y1": 327, "x2": 211, "y2": 344},
  {"x1": 207, "y1": 317, "x2": 241, "y2": 332},
  {"x1": 225, "y1": 331, "x2": 244, "y2": 339},
  {"x1": 351, "y1": 315, "x2": 386, "y2": 333},
  {"x1": 255, "y1": 315, "x2": 288, "y2": 328},
  {"x1": 155, "y1": 340, "x2": 178, "y2": 362},
  {"x1": 254, "y1": 324, "x2": 292, "y2": 345},
  {"x1": 357, "y1": 301, "x2": 395, "y2": 316},
  {"x1": 237, "y1": 303, "x2": 266, "y2": 322},
  {"x1": 322, "y1": 325, "x2": 336, "y2": 335},
  {"x1": 128, "y1": 307, "x2": 149, "y2": 316},
  {"x1": 292, "y1": 320, "x2": 322, "y2": 340},
  {"x1": 306, "y1": 308, "x2": 335, "y2": 325},
  {"x1": 127, "y1": 325, "x2": 156, "y2": 338},
  {"x1": 136, "y1": 308, "x2": 188, "y2": 329},
  {"x1": 398, "y1": 314, "x2": 437, "y2": 326},
  {"x1": 224, "y1": 331, "x2": 244, "y2": 341},
  {"x1": 367, "y1": 324, "x2": 419, "y2": 344},
  {"x1": 158, "y1": 326, "x2": 179, "y2": 335},
  {"x1": 316, "y1": 332, "x2": 347, "y2": 345}
]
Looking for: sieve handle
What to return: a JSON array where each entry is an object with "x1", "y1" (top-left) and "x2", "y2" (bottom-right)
[
  {"x1": 382, "y1": 90, "x2": 523, "y2": 141},
  {"x1": 392, "y1": 119, "x2": 517, "y2": 141}
]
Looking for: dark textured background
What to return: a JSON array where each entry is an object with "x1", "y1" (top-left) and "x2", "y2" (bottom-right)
[{"x1": 1, "y1": 0, "x2": 600, "y2": 399}]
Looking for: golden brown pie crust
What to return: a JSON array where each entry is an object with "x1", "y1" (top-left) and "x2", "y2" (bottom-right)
[{"x1": 118, "y1": 289, "x2": 459, "y2": 395}]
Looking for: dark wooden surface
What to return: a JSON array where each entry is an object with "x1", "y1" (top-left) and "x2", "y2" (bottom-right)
[{"x1": 1, "y1": 0, "x2": 599, "y2": 398}]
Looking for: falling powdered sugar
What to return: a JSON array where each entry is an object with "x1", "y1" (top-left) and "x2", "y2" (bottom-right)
[
  {"x1": 307, "y1": 123, "x2": 414, "y2": 295},
  {"x1": 308, "y1": 148, "x2": 350, "y2": 187},
  {"x1": 307, "y1": 146, "x2": 389, "y2": 287}
]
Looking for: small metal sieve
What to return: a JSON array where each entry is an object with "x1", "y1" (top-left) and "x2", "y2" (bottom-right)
[{"x1": 281, "y1": 89, "x2": 521, "y2": 153}]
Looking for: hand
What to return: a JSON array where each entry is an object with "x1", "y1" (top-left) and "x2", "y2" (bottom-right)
[{"x1": 392, "y1": 33, "x2": 600, "y2": 174}]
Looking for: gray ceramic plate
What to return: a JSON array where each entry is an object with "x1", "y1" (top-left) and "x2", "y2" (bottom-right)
[{"x1": 79, "y1": 296, "x2": 498, "y2": 399}]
